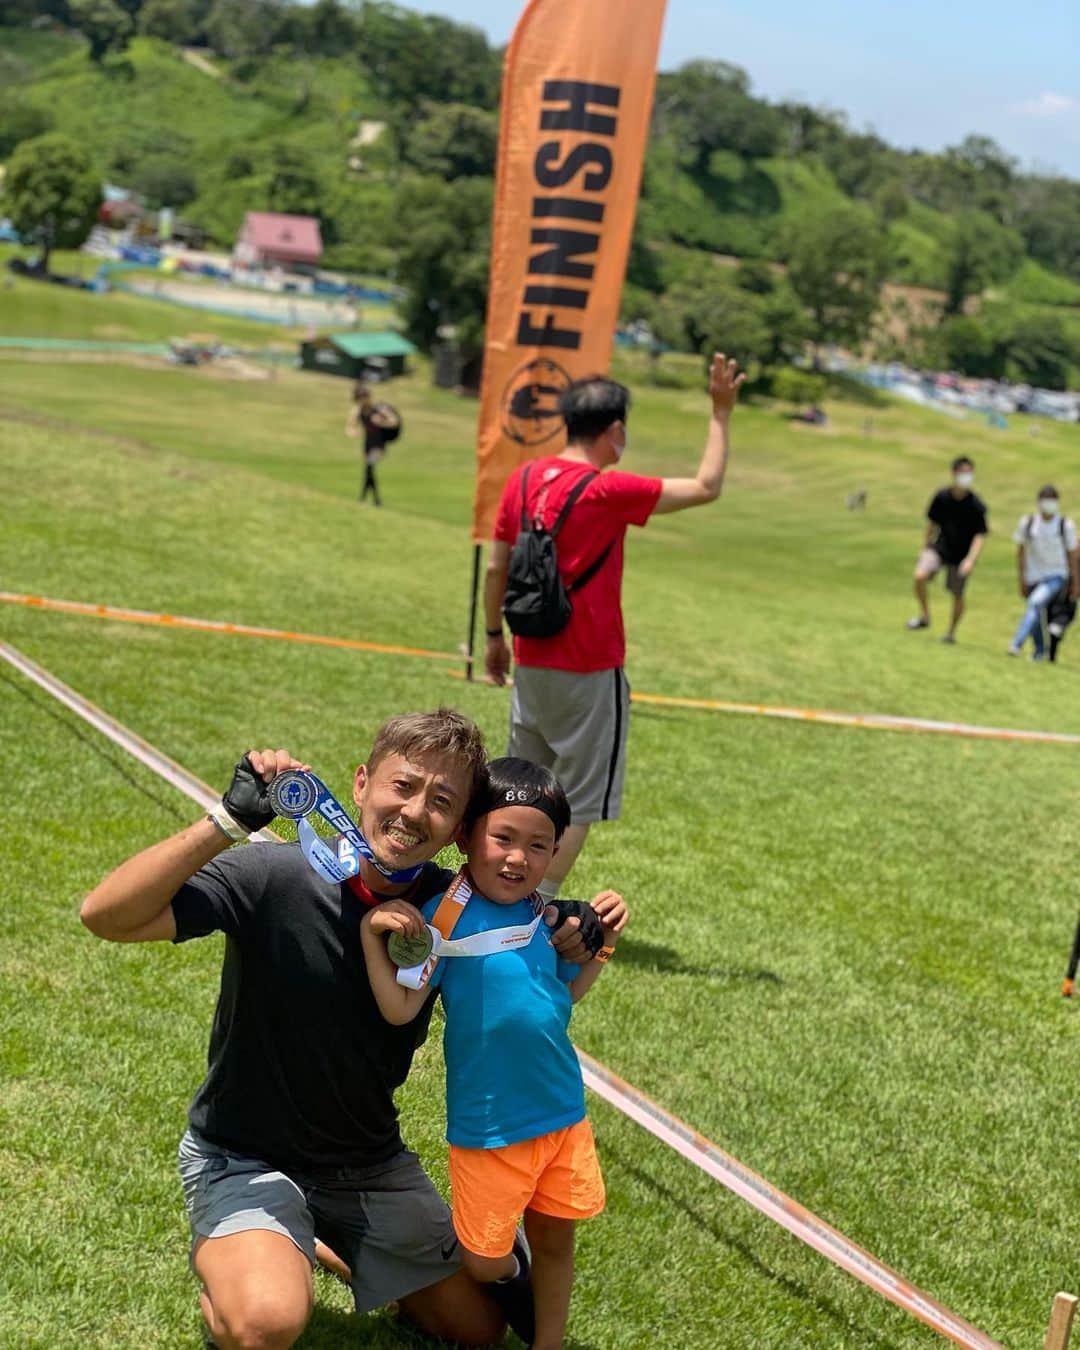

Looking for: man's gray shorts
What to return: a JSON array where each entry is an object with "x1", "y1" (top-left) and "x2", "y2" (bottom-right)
[
  {"x1": 509, "y1": 666, "x2": 630, "y2": 824},
  {"x1": 177, "y1": 1129, "x2": 462, "y2": 1313}
]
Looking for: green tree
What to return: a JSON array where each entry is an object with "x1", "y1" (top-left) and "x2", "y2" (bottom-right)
[
  {"x1": 404, "y1": 103, "x2": 497, "y2": 180},
  {"x1": 872, "y1": 179, "x2": 909, "y2": 224},
  {"x1": 204, "y1": 0, "x2": 275, "y2": 60},
  {"x1": 0, "y1": 102, "x2": 54, "y2": 161},
  {"x1": 69, "y1": 0, "x2": 133, "y2": 61},
  {"x1": 653, "y1": 266, "x2": 770, "y2": 367},
  {"x1": 2, "y1": 133, "x2": 101, "y2": 273},
  {"x1": 133, "y1": 155, "x2": 197, "y2": 208},
  {"x1": 1014, "y1": 176, "x2": 1080, "y2": 282},
  {"x1": 935, "y1": 316, "x2": 1000, "y2": 378},
  {"x1": 785, "y1": 205, "x2": 887, "y2": 359},
  {"x1": 266, "y1": 143, "x2": 324, "y2": 219},
  {"x1": 356, "y1": 3, "x2": 499, "y2": 112},
  {"x1": 1000, "y1": 312, "x2": 1075, "y2": 391},
  {"x1": 772, "y1": 367, "x2": 826, "y2": 406},
  {"x1": 942, "y1": 210, "x2": 1024, "y2": 315},
  {"x1": 758, "y1": 282, "x2": 814, "y2": 367},
  {"x1": 824, "y1": 130, "x2": 894, "y2": 200},
  {"x1": 275, "y1": 0, "x2": 355, "y2": 55},
  {"x1": 393, "y1": 176, "x2": 491, "y2": 356},
  {"x1": 655, "y1": 60, "x2": 779, "y2": 171},
  {"x1": 946, "y1": 134, "x2": 1016, "y2": 222},
  {"x1": 625, "y1": 210, "x2": 663, "y2": 294},
  {"x1": 137, "y1": 0, "x2": 201, "y2": 43},
  {"x1": 733, "y1": 259, "x2": 775, "y2": 295}
]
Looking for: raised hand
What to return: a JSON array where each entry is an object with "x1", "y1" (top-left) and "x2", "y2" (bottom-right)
[
  {"x1": 223, "y1": 749, "x2": 310, "y2": 833},
  {"x1": 708, "y1": 352, "x2": 745, "y2": 418}
]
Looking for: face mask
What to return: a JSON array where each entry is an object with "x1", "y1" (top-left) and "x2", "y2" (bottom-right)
[
  {"x1": 954, "y1": 472, "x2": 974, "y2": 490},
  {"x1": 1040, "y1": 498, "x2": 1060, "y2": 517},
  {"x1": 612, "y1": 427, "x2": 627, "y2": 462}
]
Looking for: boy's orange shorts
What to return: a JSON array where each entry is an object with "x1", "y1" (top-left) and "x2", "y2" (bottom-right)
[{"x1": 448, "y1": 1118, "x2": 606, "y2": 1258}]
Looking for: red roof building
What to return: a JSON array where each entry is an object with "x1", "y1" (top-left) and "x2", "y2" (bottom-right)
[{"x1": 234, "y1": 211, "x2": 323, "y2": 270}]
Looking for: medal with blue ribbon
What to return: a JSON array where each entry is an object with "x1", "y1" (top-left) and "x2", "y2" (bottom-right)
[{"x1": 268, "y1": 770, "x2": 424, "y2": 885}]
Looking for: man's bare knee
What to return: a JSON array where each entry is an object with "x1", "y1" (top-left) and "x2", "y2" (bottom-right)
[
  {"x1": 195, "y1": 1232, "x2": 312, "y2": 1350},
  {"x1": 215, "y1": 1300, "x2": 308, "y2": 1350}
]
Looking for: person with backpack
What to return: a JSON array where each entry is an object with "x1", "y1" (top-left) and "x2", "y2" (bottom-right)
[
  {"x1": 482, "y1": 353, "x2": 744, "y2": 898},
  {"x1": 1008, "y1": 484, "x2": 1079, "y2": 660},
  {"x1": 347, "y1": 383, "x2": 401, "y2": 507}
]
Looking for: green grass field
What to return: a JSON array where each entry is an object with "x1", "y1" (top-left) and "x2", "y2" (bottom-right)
[
  {"x1": 3, "y1": 340, "x2": 1080, "y2": 1348},
  {"x1": 0, "y1": 245, "x2": 316, "y2": 348}
]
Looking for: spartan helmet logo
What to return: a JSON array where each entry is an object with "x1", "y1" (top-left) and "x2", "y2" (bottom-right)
[{"x1": 500, "y1": 357, "x2": 572, "y2": 447}]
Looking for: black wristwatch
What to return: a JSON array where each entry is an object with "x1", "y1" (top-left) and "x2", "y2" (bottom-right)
[{"x1": 485, "y1": 627, "x2": 503, "y2": 638}]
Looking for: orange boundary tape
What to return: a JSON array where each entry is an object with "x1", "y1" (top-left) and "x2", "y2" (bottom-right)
[
  {"x1": 5, "y1": 589, "x2": 1080, "y2": 746},
  {"x1": 0, "y1": 591, "x2": 457, "y2": 664}
]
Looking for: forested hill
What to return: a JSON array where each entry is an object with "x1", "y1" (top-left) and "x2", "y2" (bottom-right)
[{"x1": 3, "y1": 0, "x2": 1080, "y2": 384}]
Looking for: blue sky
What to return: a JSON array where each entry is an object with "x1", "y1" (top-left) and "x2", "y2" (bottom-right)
[{"x1": 406, "y1": 0, "x2": 1080, "y2": 178}]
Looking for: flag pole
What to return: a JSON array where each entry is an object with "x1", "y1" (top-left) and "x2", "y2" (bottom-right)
[{"x1": 464, "y1": 543, "x2": 482, "y2": 681}]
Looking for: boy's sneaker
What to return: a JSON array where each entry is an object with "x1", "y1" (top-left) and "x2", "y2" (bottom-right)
[
  {"x1": 941, "y1": 633, "x2": 956, "y2": 645},
  {"x1": 486, "y1": 1232, "x2": 534, "y2": 1345},
  {"x1": 905, "y1": 616, "x2": 929, "y2": 631}
]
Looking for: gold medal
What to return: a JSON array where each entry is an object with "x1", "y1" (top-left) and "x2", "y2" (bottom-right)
[{"x1": 388, "y1": 928, "x2": 434, "y2": 968}]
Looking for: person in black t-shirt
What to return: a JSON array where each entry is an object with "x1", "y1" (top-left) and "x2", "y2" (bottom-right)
[
  {"x1": 80, "y1": 710, "x2": 609, "y2": 1350},
  {"x1": 906, "y1": 455, "x2": 989, "y2": 644}
]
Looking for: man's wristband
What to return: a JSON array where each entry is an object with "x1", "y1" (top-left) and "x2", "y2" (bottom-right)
[
  {"x1": 594, "y1": 944, "x2": 616, "y2": 964},
  {"x1": 206, "y1": 801, "x2": 250, "y2": 844},
  {"x1": 485, "y1": 627, "x2": 503, "y2": 638}
]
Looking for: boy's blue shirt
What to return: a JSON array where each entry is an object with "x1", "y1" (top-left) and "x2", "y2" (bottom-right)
[{"x1": 421, "y1": 888, "x2": 586, "y2": 1149}]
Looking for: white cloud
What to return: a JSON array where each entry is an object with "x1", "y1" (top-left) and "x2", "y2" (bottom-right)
[{"x1": 1013, "y1": 92, "x2": 1077, "y2": 118}]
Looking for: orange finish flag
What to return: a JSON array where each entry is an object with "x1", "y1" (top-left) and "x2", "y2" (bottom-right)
[{"x1": 470, "y1": 0, "x2": 668, "y2": 542}]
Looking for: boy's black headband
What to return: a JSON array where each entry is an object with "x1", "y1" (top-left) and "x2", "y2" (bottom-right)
[{"x1": 471, "y1": 781, "x2": 563, "y2": 832}]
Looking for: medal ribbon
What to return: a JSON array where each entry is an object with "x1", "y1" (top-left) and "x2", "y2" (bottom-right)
[
  {"x1": 271, "y1": 770, "x2": 424, "y2": 885},
  {"x1": 395, "y1": 869, "x2": 546, "y2": 990}
]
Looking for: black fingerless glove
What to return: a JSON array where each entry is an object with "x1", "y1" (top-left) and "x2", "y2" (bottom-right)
[
  {"x1": 547, "y1": 899, "x2": 605, "y2": 956},
  {"x1": 222, "y1": 755, "x2": 276, "y2": 833}
]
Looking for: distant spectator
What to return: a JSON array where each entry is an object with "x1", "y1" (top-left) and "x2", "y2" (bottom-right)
[
  {"x1": 347, "y1": 383, "x2": 400, "y2": 507},
  {"x1": 906, "y1": 456, "x2": 988, "y2": 644},
  {"x1": 1008, "y1": 485, "x2": 1078, "y2": 660}
]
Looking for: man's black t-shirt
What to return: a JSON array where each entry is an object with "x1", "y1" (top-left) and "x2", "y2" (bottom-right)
[
  {"x1": 172, "y1": 843, "x2": 452, "y2": 1173},
  {"x1": 927, "y1": 488, "x2": 989, "y2": 564}
]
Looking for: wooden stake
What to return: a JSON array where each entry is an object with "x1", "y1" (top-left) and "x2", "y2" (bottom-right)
[{"x1": 1045, "y1": 1292, "x2": 1078, "y2": 1350}]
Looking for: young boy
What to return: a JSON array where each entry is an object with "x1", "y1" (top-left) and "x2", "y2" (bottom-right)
[{"x1": 360, "y1": 758, "x2": 626, "y2": 1350}]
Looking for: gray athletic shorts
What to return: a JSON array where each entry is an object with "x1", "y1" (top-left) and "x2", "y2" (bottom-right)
[
  {"x1": 177, "y1": 1129, "x2": 462, "y2": 1313},
  {"x1": 508, "y1": 666, "x2": 631, "y2": 824}
]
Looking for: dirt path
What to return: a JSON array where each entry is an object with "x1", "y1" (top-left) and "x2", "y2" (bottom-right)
[{"x1": 181, "y1": 47, "x2": 222, "y2": 79}]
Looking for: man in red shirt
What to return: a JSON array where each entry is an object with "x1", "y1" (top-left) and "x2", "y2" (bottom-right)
[{"x1": 484, "y1": 352, "x2": 744, "y2": 895}]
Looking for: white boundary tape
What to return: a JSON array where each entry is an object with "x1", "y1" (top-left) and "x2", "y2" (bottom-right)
[
  {"x1": 0, "y1": 638, "x2": 1001, "y2": 1347},
  {"x1": 0, "y1": 640, "x2": 279, "y2": 843},
  {"x1": 579, "y1": 1052, "x2": 998, "y2": 1348}
]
